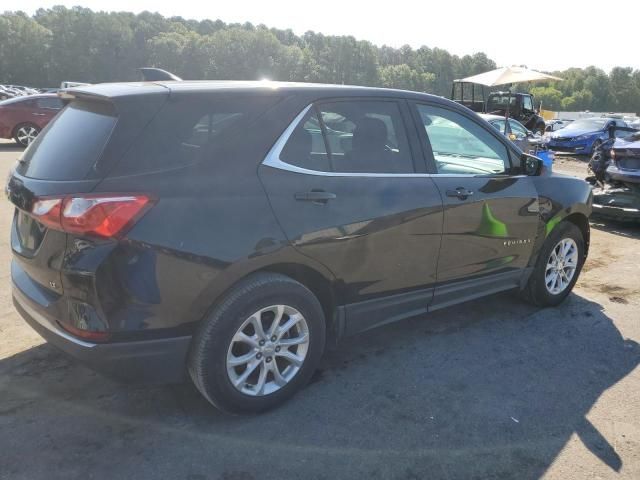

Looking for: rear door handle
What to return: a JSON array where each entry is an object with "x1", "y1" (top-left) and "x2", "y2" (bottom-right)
[
  {"x1": 294, "y1": 190, "x2": 337, "y2": 204},
  {"x1": 445, "y1": 187, "x2": 474, "y2": 200}
]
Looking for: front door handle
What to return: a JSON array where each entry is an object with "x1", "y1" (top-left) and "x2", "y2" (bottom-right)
[
  {"x1": 294, "y1": 190, "x2": 337, "y2": 204},
  {"x1": 446, "y1": 187, "x2": 474, "y2": 200},
  {"x1": 32, "y1": 113, "x2": 46, "y2": 116}
]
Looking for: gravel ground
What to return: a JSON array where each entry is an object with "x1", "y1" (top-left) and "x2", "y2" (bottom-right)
[{"x1": 0, "y1": 142, "x2": 639, "y2": 480}]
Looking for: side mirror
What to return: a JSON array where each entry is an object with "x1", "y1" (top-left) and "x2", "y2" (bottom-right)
[{"x1": 521, "y1": 153, "x2": 542, "y2": 176}]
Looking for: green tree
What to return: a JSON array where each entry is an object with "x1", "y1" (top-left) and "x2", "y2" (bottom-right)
[{"x1": 1, "y1": 6, "x2": 639, "y2": 114}]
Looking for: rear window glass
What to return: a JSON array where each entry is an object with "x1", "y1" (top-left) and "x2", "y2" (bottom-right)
[
  {"x1": 16, "y1": 101, "x2": 117, "y2": 180},
  {"x1": 112, "y1": 95, "x2": 281, "y2": 175}
]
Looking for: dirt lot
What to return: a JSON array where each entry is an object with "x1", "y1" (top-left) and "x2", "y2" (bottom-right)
[{"x1": 0, "y1": 141, "x2": 639, "y2": 480}]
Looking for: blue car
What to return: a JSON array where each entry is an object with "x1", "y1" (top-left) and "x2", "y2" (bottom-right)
[{"x1": 547, "y1": 117, "x2": 627, "y2": 155}]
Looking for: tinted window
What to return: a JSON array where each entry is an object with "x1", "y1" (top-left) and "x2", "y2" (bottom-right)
[
  {"x1": 522, "y1": 96, "x2": 534, "y2": 111},
  {"x1": 280, "y1": 109, "x2": 330, "y2": 172},
  {"x1": 17, "y1": 101, "x2": 117, "y2": 180},
  {"x1": 114, "y1": 95, "x2": 280, "y2": 175},
  {"x1": 279, "y1": 100, "x2": 414, "y2": 174},
  {"x1": 36, "y1": 97, "x2": 64, "y2": 110},
  {"x1": 416, "y1": 104, "x2": 510, "y2": 175},
  {"x1": 318, "y1": 101, "x2": 413, "y2": 173}
]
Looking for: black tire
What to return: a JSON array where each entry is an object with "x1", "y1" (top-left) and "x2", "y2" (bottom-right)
[
  {"x1": 535, "y1": 124, "x2": 545, "y2": 135},
  {"x1": 521, "y1": 221, "x2": 585, "y2": 306},
  {"x1": 13, "y1": 123, "x2": 40, "y2": 147},
  {"x1": 590, "y1": 139, "x2": 602, "y2": 156},
  {"x1": 188, "y1": 272, "x2": 326, "y2": 414}
]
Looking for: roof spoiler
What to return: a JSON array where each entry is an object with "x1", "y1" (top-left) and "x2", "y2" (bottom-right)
[{"x1": 139, "y1": 68, "x2": 182, "y2": 82}]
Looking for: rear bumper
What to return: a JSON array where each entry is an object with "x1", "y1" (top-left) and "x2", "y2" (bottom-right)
[
  {"x1": 606, "y1": 164, "x2": 640, "y2": 184},
  {"x1": 591, "y1": 202, "x2": 640, "y2": 221},
  {"x1": 12, "y1": 283, "x2": 191, "y2": 384}
]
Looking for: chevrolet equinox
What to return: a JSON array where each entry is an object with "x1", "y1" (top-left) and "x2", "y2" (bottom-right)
[{"x1": 7, "y1": 81, "x2": 592, "y2": 413}]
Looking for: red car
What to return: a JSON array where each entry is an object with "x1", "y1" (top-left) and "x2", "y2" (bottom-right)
[{"x1": 0, "y1": 94, "x2": 64, "y2": 146}]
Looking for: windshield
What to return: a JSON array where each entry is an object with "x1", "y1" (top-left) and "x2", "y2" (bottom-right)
[{"x1": 566, "y1": 118, "x2": 608, "y2": 130}]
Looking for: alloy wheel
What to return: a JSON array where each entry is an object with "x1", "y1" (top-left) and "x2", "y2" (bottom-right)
[
  {"x1": 545, "y1": 238, "x2": 579, "y2": 295},
  {"x1": 226, "y1": 305, "x2": 310, "y2": 396},
  {"x1": 16, "y1": 126, "x2": 39, "y2": 146}
]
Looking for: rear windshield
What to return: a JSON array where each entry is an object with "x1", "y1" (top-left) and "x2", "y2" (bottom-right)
[
  {"x1": 110, "y1": 95, "x2": 281, "y2": 176},
  {"x1": 16, "y1": 100, "x2": 117, "y2": 180}
]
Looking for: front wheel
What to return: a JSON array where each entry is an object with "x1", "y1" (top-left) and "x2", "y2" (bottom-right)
[
  {"x1": 521, "y1": 221, "x2": 585, "y2": 306},
  {"x1": 590, "y1": 139, "x2": 602, "y2": 156},
  {"x1": 188, "y1": 272, "x2": 326, "y2": 414}
]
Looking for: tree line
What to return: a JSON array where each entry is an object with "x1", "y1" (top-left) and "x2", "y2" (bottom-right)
[{"x1": 1, "y1": 6, "x2": 639, "y2": 113}]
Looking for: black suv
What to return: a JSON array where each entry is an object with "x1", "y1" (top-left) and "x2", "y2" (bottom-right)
[{"x1": 7, "y1": 81, "x2": 592, "y2": 413}]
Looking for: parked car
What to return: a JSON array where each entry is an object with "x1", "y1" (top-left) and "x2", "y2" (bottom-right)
[
  {"x1": 546, "y1": 117, "x2": 628, "y2": 155},
  {"x1": 480, "y1": 114, "x2": 554, "y2": 172},
  {"x1": 7, "y1": 81, "x2": 592, "y2": 413},
  {"x1": 480, "y1": 114, "x2": 535, "y2": 151},
  {"x1": 588, "y1": 128, "x2": 640, "y2": 222},
  {"x1": 5, "y1": 85, "x2": 40, "y2": 95},
  {"x1": 0, "y1": 85, "x2": 18, "y2": 100},
  {"x1": 0, "y1": 94, "x2": 65, "y2": 146},
  {"x1": 545, "y1": 119, "x2": 572, "y2": 132}
]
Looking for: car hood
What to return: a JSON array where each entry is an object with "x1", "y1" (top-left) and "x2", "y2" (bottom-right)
[{"x1": 550, "y1": 127, "x2": 600, "y2": 139}]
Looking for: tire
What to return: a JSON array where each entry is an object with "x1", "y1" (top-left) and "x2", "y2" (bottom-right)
[
  {"x1": 590, "y1": 139, "x2": 602, "y2": 156},
  {"x1": 521, "y1": 221, "x2": 585, "y2": 307},
  {"x1": 534, "y1": 124, "x2": 545, "y2": 136},
  {"x1": 188, "y1": 272, "x2": 326, "y2": 414},
  {"x1": 13, "y1": 123, "x2": 40, "y2": 147}
]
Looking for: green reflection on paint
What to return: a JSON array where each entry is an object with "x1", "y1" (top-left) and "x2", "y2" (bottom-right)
[
  {"x1": 545, "y1": 214, "x2": 562, "y2": 236},
  {"x1": 476, "y1": 203, "x2": 509, "y2": 238}
]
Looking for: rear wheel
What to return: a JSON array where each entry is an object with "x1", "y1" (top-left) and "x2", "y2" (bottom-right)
[
  {"x1": 13, "y1": 123, "x2": 40, "y2": 147},
  {"x1": 188, "y1": 272, "x2": 326, "y2": 414},
  {"x1": 521, "y1": 221, "x2": 585, "y2": 306}
]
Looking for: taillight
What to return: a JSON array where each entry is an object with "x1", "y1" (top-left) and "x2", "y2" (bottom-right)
[
  {"x1": 58, "y1": 321, "x2": 111, "y2": 342},
  {"x1": 30, "y1": 194, "x2": 154, "y2": 238}
]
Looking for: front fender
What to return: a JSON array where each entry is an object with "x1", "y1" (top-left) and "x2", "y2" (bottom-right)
[{"x1": 528, "y1": 174, "x2": 592, "y2": 267}]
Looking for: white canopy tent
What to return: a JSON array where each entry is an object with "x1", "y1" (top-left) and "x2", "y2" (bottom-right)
[{"x1": 458, "y1": 65, "x2": 562, "y2": 87}]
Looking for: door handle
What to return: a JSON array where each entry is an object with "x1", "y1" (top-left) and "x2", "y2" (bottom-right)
[
  {"x1": 445, "y1": 187, "x2": 474, "y2": 200},
  {"x1": 294, "y1": 190, "x2": 336, "y2": 204},
  {"x1": 32, "y1": 113, "x2": 46, "y2": 116}
]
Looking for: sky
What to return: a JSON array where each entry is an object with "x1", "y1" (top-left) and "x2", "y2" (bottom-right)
[{"x1": 13, "y1": 0, "x2": 640, "y2": 73}]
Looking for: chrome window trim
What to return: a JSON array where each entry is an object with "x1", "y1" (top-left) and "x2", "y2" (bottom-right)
[{"x1": 261, "y1": 104, "x2": 524, "y2": 179}]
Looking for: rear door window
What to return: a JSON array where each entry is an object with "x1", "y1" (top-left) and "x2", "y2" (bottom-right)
[
  {"x1": 16, "y1": 101, "x2": 117, "y2": 180},
  {"x1": 279, "y1": 109, "x2": 331, "y2": 172},
  {"x1": 279, "y1": 100, "x2": 415, "y2": 174}
]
